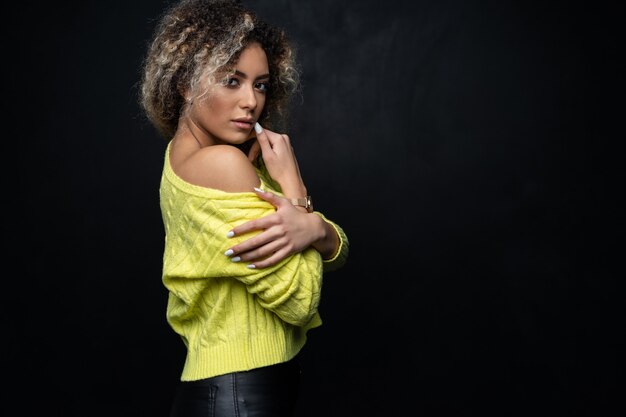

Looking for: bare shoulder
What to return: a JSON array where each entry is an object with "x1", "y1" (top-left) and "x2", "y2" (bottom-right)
[{"x1": 171, "y1": 143, "x2": 261, "y2": 192}]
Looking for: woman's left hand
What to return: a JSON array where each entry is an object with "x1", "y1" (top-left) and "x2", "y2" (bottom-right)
[
  {"x1": 224, "y1": 188, "x2": 323, "y2": 269},
  {"x1": 247, "y1": 124, "x2": 306, "y2": 197}
]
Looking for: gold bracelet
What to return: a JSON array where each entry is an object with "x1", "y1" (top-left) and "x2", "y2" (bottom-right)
[{"x1": 289, "y1": 196, "x2": 313, "y2": 213}]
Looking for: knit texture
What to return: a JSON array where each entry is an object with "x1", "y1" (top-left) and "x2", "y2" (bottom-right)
[{"x1": 160, "y1": 142, "x2": 349, "y2": 381}]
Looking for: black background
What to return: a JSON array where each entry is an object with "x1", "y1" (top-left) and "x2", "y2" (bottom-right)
[{"x1": 8, "y1": 0, "x2": 624, "y2": 416}]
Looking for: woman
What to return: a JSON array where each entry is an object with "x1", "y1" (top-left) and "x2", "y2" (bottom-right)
[{"x1": 139, "y1": 0, "x2": 349, "y2": 416}]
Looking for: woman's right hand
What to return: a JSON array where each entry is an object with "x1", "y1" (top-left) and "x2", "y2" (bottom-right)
[
  {"x1": 247, "y1": 123, "x2": 307, "y2": 198},
  {"x1": 224, "y1": 188, "x2": 326, "y2": 268}
]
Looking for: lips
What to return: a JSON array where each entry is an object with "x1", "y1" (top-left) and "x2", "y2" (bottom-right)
[{"x1": 232, "y1": 118, "x2": 254, "y2": 130}]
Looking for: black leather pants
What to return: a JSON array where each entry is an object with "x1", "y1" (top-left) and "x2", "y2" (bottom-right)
[{"x1": 169, "y1": 358, "x2": 301, "y2": 417}]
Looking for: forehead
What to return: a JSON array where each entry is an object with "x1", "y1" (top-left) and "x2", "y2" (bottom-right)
[{"x1": 233, "y1": 42, "x2": 269, "y2": 73}]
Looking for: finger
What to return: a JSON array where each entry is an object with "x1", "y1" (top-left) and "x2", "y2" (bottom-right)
[
  {"x1": 248, "y1": 247, "x2": 292, "y2": 269},
  {"x1": 227, "y1": 221, "x2": 285, "y2": 251},
  {"x1": 247, "y1": 139, "x2": 261, "y2": 162},
  {"x1": 227, "y1": 214, "x2": 278, "y2": 239},
  {"x1": 254, "y1": 123, "x2": 274, "y2": 156},
  {"x1": 253, "y1": 187, "x2": 291, "y2": 209},
  {"x1": 267, "y1": 132, "x2": 289, "y2": 154},
  {"x1": 233, "y1": 238, "x2": 285, "y2": 264},
  {"x1": 259, "y1": 125, "x2": 291, "y2": 153}
]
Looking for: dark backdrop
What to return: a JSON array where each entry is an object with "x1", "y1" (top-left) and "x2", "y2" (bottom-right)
[{"x1": 8, "y1": 1, "x2": 623, "y2": 416}]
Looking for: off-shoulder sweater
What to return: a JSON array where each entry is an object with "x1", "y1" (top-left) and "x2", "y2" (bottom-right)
[{"x1": 160, "y1": 142, "x2": 349, "y2": 381}]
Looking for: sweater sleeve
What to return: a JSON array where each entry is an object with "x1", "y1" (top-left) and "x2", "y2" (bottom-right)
[
  {"x1": 314, "y1": 211, "x2": 350, "y2": 273},
  {"x1": 162, "y1": 191, "x2": 323, "y2": 328}
]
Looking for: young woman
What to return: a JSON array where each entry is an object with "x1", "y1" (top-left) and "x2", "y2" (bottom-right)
[{"x1": 139, "y1": 1, "x2": 349, "y2": 416}]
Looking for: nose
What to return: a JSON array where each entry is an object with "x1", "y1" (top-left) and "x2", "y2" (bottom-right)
[{"x1": 239, "y1": 84, "x2": 257, "y2": 110}]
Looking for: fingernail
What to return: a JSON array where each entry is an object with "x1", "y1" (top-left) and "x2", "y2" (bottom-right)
[
  {"x1": 226, "y1": 231, "x2": 235, "y2": 238},
  {"x1": 224, "y1": 249, "x2": 234, "y2": 256},
  {"x1": 231, "y1": 256, "x2": 241, "y2": 263},
  {"x1": 247, "y1": 264, "x2": 256, "y2": 269},
  {"x1": 254, "y1": 122, "x2": 263, "y2": 133},
  {"x1": 253, "y1": 187, "x2": 264, "y2": 193}
]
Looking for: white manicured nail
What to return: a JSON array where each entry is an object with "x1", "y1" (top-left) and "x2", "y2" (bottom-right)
[
  {"x1": 254, "y1": 187, "x2": 264, "y2": 193},
  {"x1": 254, "y1": 122, "x2": 263, "y2": 133},
  {"x1": 231, "y1": 256, "x2": 241, "y2": 263},
  {"x1": 224, "y1": 249, "x2": 234, "y2": 256},
  {"x1": 226, "y1": 231, "x2": 235, "y2": 238},
  {"x1": 247, "y1": 264, "x2": 256, "y2": 269}
]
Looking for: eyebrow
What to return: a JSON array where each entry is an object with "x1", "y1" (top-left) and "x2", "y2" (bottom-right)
[{"x1": 234, "y1": 70, "x2": 270, "y2": 80}]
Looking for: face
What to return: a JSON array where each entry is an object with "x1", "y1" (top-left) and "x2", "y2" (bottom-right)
[{"x1": 185, "y1": 42, "x2": 269, "y2": 146}]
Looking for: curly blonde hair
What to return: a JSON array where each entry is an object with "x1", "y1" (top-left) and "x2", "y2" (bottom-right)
[{"x1": 140, "y1": 0, "x2": 300, "y2": 138}]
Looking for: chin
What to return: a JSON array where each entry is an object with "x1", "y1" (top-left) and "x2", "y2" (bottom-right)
[
  {"x1": 217, "y1": 133, "x2": 250, "y2": 145},
  {"x1": 232, "y1": 136, "x2": 252, "y2": 145}
]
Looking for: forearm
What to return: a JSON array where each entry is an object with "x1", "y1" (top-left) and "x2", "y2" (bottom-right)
[
  {"x1": 278, "y1": 180, "x2": 307, "y2": 201},
  {"x1": 282, "y1": 182, "x2": 341, "y2": 260},
  {"x1": 310, "y1": 213, "x2": 340, "y2": 260},
  {"x1": 245, "y1": 248, "x2": 323, "y2": 326},
  {"x1": 275, "y1": 175, "x2": 338, "y2": 259}
]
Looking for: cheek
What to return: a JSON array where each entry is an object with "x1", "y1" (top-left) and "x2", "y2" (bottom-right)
[
  {"x1": 257, "y1": 95, "x2": 267, "y2": 113},
  {"x1": 202, "y1": 90, "x2": 232, "y2": 109},
  {"x1": 191, "y1": 100, "x2": 220, "y2": 129},
  {"x1": 198, "y1": 96, "x2": 228, "y2": 120}
]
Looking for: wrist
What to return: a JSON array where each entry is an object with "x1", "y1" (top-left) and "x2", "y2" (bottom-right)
[
  {"x1": 288, "y1": 195, "x2": 313, "y2": 213},
  {"x1": 310, "y1": 213, "x2": 338, "y2": 259},
  {"x1": 279, "y1": 179, "x2": 307, "y2": 198},
  {"x1": 310, "y1": 212, "x2": 328, "y2": 243}
]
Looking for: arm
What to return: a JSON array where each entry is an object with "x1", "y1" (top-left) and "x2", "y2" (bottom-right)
[
  {"x1": 165, "y1": 143, "x2": 323, "y2": 326},
  {"x1": 225, "y1": 189, "x2": 348, "y2": 270},
  {"x1": 161, "y1": 183, "x2": 323, "y2": 327},
  {"x1": 226, "y1": 124, "x2": 348, "y2": 268},
  {"x1": 212, "y1": 198, "x2": 324, "y2": 327}
]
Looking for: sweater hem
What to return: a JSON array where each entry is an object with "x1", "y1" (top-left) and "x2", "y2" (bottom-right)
[{"x1": 179, "y1": 331, "x2": 310, "y2": 381}]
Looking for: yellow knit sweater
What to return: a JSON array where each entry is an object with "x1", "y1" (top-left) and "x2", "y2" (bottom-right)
[{"x1": 160, "y1": 142, "x2": 349, "y2": 381}]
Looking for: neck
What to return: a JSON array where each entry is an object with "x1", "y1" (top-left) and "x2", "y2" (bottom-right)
[{"x1": 177, "y1": 119, "x2": 209, "y2": 148}]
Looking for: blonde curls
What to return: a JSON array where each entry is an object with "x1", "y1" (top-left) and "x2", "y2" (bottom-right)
[{"x1": 139, "y1": 0, "x2": 300, "y2": 138}]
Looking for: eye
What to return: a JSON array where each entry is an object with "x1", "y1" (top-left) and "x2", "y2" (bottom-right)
[
  {"x1": 255, "y1": 81, "x2": 269, "y2": 92},
  {"x1": 223, "y1": 77, "x2": 240, "y2": 87}
]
